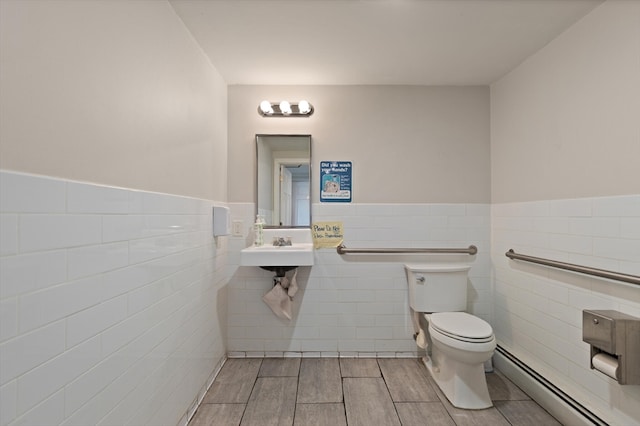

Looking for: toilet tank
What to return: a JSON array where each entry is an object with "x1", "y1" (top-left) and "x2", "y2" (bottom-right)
[{"x1": 405, "y1": 263, "x2": 471, "y2": 312}]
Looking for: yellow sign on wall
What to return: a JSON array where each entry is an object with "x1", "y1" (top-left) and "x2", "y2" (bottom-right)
[{"x1": 311, "y1": 221, "x2": 344, "y2": 249}]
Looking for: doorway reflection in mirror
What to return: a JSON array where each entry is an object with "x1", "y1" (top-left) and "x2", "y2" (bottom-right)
[{"x1": 256, "y1": 135, "x2": 311, "y2": 228}]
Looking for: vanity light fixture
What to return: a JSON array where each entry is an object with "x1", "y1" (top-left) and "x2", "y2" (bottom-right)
[
  {"x1": 298, "y1": 100, "x2": 311, "y2": 114},
  {"x1": 259, "y1": 100, "x2": 273, "y2": 115},
  {"x1": 279, "y1": 100, "x2": 292, "y2": 115},
  {"x1": 258, "y1": 100, "x2": 314, "y2": 117}
]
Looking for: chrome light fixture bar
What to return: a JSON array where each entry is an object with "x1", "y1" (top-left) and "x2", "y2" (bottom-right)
[{"x1": 258, "y1": 100, "x2": 314, "y2": 117}]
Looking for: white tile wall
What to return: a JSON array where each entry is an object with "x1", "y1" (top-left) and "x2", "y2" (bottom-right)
[
  {"x1": 226, "y1": 201, "x2": 491, "y2": 357},
  {"x1": 6, "y1": 170, "x2": 635, "y2": 425},
  {"x1": 0, "y1": 171, "x2": 227, "y2": 426},
  {"x1": 492, "y1": 195, "x2": 640, "y2": 426}
]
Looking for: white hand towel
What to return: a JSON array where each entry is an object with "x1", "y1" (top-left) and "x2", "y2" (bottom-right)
[
  {"x1": 280, "y1": 276, "x2": 290, "y2": 289},
  {"x1": 287, "y1": 269, "x2": 299, "y2": 298},
  {"x1": 262, "y1": 284, "x2": 292, "y2": 320}
]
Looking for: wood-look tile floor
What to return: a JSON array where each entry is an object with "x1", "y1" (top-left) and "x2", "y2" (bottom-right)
[{"x1": 189, "y1": 358, "x2": 561, "y2": 426}]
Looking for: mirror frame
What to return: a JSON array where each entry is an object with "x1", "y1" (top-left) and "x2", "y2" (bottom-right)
[{"x1": 256, "y1": 134, "x2": 312, "y2": 229}]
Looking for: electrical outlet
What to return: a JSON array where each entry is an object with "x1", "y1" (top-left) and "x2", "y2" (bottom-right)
[{"x1": 232, "y1": 220, "x2": 244, "y2": 236}]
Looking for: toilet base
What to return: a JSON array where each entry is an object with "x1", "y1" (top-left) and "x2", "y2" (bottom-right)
[{"x1": 422, "y1": 351, "x2": 493, "y2": 410}]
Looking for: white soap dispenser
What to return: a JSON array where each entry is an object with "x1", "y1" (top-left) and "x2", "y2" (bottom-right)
[{"x1": 253, "y1": 215, "x2": 264, "y2": 246}]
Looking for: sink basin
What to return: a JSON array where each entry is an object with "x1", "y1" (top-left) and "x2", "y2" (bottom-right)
[
  {"x1": 248, "y1": 245, "x2": 306, "y2": 251},
  {"x1": 241, "y1": 243, "x2": 314, "y2": 266},
  {"x1": 240, "y1": 228, "x2": 314, "y2": 267}
]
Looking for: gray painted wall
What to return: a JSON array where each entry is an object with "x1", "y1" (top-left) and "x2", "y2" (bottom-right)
[{"x1": 228, "y1": 85, "x2": 491, "y2": 205}]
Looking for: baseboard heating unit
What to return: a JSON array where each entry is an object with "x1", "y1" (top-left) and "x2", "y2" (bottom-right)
[{"x1": 494, "y1": 345, "x2": 608, "y2": 426}]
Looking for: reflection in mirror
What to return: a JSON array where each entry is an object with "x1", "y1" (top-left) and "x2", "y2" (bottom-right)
[{"x1": 256, "y1": 135, "x2": 311, "y2": 228}]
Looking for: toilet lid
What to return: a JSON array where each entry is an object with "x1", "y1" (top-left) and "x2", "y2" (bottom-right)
[{"x1": 430, "y1": 312, "x2": 493, "y2": 341}]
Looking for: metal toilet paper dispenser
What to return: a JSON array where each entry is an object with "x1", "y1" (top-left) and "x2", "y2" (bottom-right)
[{"x1": 582, "y1": 309, "x2": 640, "y2": 385}]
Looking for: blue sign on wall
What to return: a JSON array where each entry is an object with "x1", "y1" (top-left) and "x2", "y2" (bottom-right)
[{"x1": 320, "y1": 161, "x2": 352, "y2": 203}]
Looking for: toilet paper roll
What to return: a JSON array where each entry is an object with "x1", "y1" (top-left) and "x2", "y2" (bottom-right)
[{"x1": 592, "y1": 353, "x2": 619, "y2": 380}]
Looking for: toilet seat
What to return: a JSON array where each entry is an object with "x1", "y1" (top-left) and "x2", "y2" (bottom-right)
[{"x1": 428, "y1": 312, "x2": 494, "y2": 343}]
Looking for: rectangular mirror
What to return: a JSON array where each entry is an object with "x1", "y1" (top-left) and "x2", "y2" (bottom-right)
[{"x1": 256, "y1": 134, "x2": 311, "y2": 228}]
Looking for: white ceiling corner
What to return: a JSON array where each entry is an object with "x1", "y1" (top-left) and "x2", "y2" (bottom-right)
[{"x1": 169, "y1": 0, "x2": 604, "y2": 86}]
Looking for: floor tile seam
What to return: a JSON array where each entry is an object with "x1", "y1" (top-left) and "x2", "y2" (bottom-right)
[
  {"x1": 289, "y1": 378, "x2": 301, "y2": 426},
  {"x1": 258, "y1": 374, "x2": 299, "y2": 377},
  {"x1": 295, "y1": 402, "x2": 345, "y2": 405},
  {"x1": 295, "y1": 369, "x2": 301, "y2": 405},
  {"x1": 340, "y1": 375, "x2": 382, "y2": 378},
  {"x1": 293, "y1": 403, "x2": 348, "y2": 426},
  {"x1": 491, "y1": 397, "x2": 533, "y2": 401},
  {"x1": 377, "y1": 358, "x2": 428, "y2": 404},
  {"x1": 301, "y1": 358, "x2": 343, "y2": 404},
  {"x1": 494, "y1": 399, "x2": 560, "y2": 425},
  {"x1": 338, "y1": 358, "x2": 383, "y2": 378},
  {"x1": 376, "y1": 360, "x2": 396, "y2": 403},
  {"x1": 238, "y1": 358, "x2": 264, "y2": 424},
  {"x1": 392, "y1": 397, "x2": 442, "y2": 403},
  {"x1": 393, "y1": 401, "x2": 457, "y2": 425},
  {"x1": 197, "y1": 402, "x2": 246, "y2": 406},
  {"x1": 243, "y1": 375, "x2": 298, "y2": 425},
  {"x1": 389, "y1": 392, "x2": 404, "y2": 426},
  {"x1": 493, "y1": 402, "x2": 523, "y2": 426},
  {"x1": 343, "y1": 373, "x2": 403, "y2": 424}
]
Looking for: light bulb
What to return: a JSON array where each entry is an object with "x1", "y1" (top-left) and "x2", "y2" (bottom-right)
[
  {"x1": 259, "y1": 100, "x2": 273, "y2": 115},
  {"x1": 298, "y1": 100, "x2": 311, "y2": 114},
  {"x1": 279, "y1": 100, "x2": 292, "y2": 115}
]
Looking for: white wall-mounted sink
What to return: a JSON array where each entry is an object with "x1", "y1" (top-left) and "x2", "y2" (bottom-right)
[{"x1": 240, "y1": 228, "x2": 314, "y2": 267}]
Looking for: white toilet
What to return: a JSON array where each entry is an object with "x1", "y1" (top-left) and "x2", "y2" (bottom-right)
[{"x1": 405, "y1": 263, "x2": 496, "y2": 409}]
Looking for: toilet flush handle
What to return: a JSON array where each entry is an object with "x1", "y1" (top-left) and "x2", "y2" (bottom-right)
[{"x1": 417, "y1": 276, "x2": 425, "y2": 283}]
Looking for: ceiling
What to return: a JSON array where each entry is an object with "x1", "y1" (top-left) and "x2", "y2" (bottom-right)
[{"x1": 169, "y1": 0, "x2": 603, "y2": 86}]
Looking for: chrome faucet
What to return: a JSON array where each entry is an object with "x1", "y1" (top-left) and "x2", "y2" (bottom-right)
[{"x1": 272, "y1": 237, "x2": 292, "y2": 246}]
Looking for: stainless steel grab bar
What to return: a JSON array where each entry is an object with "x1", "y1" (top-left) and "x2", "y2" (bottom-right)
[
  {"x1": 505, "y1": 249, "x2": 640, "y2": 286},
  {"x1": 337, "y1": 244, "x2": 477, "y2": 255}
]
